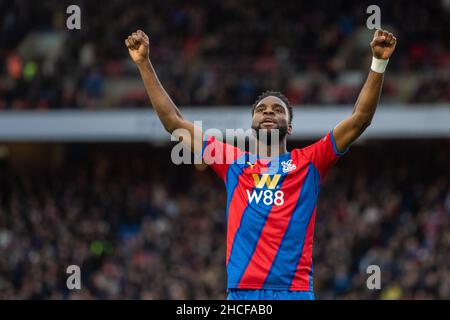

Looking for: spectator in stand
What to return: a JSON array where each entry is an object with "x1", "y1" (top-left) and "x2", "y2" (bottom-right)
[
  {"x1": 0, "y1": 141, "x2": 448, "y2": 299},
  {"x1": 0, "y1": 1, "x2": 448, "y2": 109}
]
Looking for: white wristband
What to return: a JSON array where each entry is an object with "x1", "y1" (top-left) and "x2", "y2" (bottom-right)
[{"x1": 371, "y1": 57, "x2": 389, "y2": 73}]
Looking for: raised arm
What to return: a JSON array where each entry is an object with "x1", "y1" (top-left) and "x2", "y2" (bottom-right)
[
  {"x1": 333, "y1": 29, "x2": 397, "y2": 152},
  {"x1": 125, "y1": 30, "x2": 203, "y2": 154}
]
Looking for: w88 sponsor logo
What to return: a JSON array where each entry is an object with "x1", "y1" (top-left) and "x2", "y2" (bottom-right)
[{"x1": 246, "y1": 189, "x2": 284, "y2": 206}]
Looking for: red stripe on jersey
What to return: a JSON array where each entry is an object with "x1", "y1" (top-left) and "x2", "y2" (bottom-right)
[
  {"x1": 226, "y1": 174, "x2": 252, "y2": 265},
  {"x1": 237, "y1": 155, "x2": 309, "y2": 289},
  {"x1": 203, "y1": 136, "x2": 245, "y2": 182},
  {"x1": 289, "y1": 207, "x2": 316, "y2": 290}
]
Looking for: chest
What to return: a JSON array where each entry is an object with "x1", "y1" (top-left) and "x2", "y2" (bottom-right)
[{"x1": 229, "y1": 157, "x2": 313, "y2": 192}]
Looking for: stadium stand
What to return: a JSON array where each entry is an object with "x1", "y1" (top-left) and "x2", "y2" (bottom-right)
[
  {"x1": 0, "y1": 141, "x2": 448, "y2": 299},
  {"x1": 0, "y1": 0, "x2": 448, "y2": 109}
]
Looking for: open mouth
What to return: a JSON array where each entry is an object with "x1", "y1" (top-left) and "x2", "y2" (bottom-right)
[{"x1": 261, "y1": 118, "x2": 276, "y2": 125}]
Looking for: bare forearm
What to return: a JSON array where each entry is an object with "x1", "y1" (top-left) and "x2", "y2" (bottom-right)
[
  {"x1": 333, "y1": 69, "x2": 384, "y2": 151},
  {"x1": 137, "y1": 59, "x2": 183, "y2": 132},
  {"x1": 125, "y1": 30, "x2": 203, "y2": 153},
  {"x1": 333, "y1": 29, "x2": 397, "y2": 152},
  {"x1": 351, "y1": 70, "x2": 384, "y2": 127}
]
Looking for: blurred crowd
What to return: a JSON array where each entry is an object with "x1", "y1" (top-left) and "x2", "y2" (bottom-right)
[
  {"x1": 0, "y1": 140, "x2": 448, "y2": 299},
  {"x1": 0, "y1": 0, "x2": 449, "y2": 109}
]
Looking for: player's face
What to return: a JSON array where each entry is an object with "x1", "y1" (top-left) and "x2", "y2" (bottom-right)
[{"x1": 251, "y1": 96, "x2": 292, "y2": 141}]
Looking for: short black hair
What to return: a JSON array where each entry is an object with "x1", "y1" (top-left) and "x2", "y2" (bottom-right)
[{"x1": 252, "y1": 90, "x2": 293, "y2": 123}]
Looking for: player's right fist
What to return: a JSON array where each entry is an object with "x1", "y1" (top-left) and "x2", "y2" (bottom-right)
[{"x1": 125, "y1": 30, "x2": 150, "y2": 65}]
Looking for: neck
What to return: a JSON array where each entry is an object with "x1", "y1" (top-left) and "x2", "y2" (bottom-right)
[{"x1": 255, "y1": 138, "x2": 287, "y2": 157}]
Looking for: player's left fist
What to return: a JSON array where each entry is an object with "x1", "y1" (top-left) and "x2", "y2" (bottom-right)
[
  {"x1": 370, "y1": 29, "x2": 397, "y2": 60},
  {"x1": 125, "y1": 30, "x2": 150, "y2": 66}
]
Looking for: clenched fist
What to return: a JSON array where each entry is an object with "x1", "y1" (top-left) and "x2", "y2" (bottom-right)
[
  {"x1": 125, "y1": 30, "x2": 150, "y2": 65},
  {"x1": 370, "y1": 29, "x2": 397, "y2": 60}
]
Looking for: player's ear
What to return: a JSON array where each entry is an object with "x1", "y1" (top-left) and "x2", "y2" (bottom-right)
[{"x1": 287, "y1": 123, "x2": 293, "y2": 135}]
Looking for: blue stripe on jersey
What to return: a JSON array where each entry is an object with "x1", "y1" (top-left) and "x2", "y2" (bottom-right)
[
  {"x1": 330, "y1": 129, "x2": 349, "y2": 156},
  {"x1": 200, "y1": 137, "x2": 207, "y2": 158},
  {"x1": 225, "y1": 154, "x2": 248, "y2": 219},
  {"x1": 227, "y1": 160, "x2": 289, "y2": 287},
  {"x1": 263, "y1": 163, "x2": 320, "y2": 288}
]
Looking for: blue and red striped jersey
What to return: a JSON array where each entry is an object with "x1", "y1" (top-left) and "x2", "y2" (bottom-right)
[{"x1": 201, "y1": 130, "x2": 348, "y2": 291}]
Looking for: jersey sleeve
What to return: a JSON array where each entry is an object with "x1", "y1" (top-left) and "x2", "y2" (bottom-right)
[
  {"x1": 201, "y1": 135, "x2": 245, "y2": 181},
  {"x1": 299, "y1": 130, "x2": 349, "y2": 180}
]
